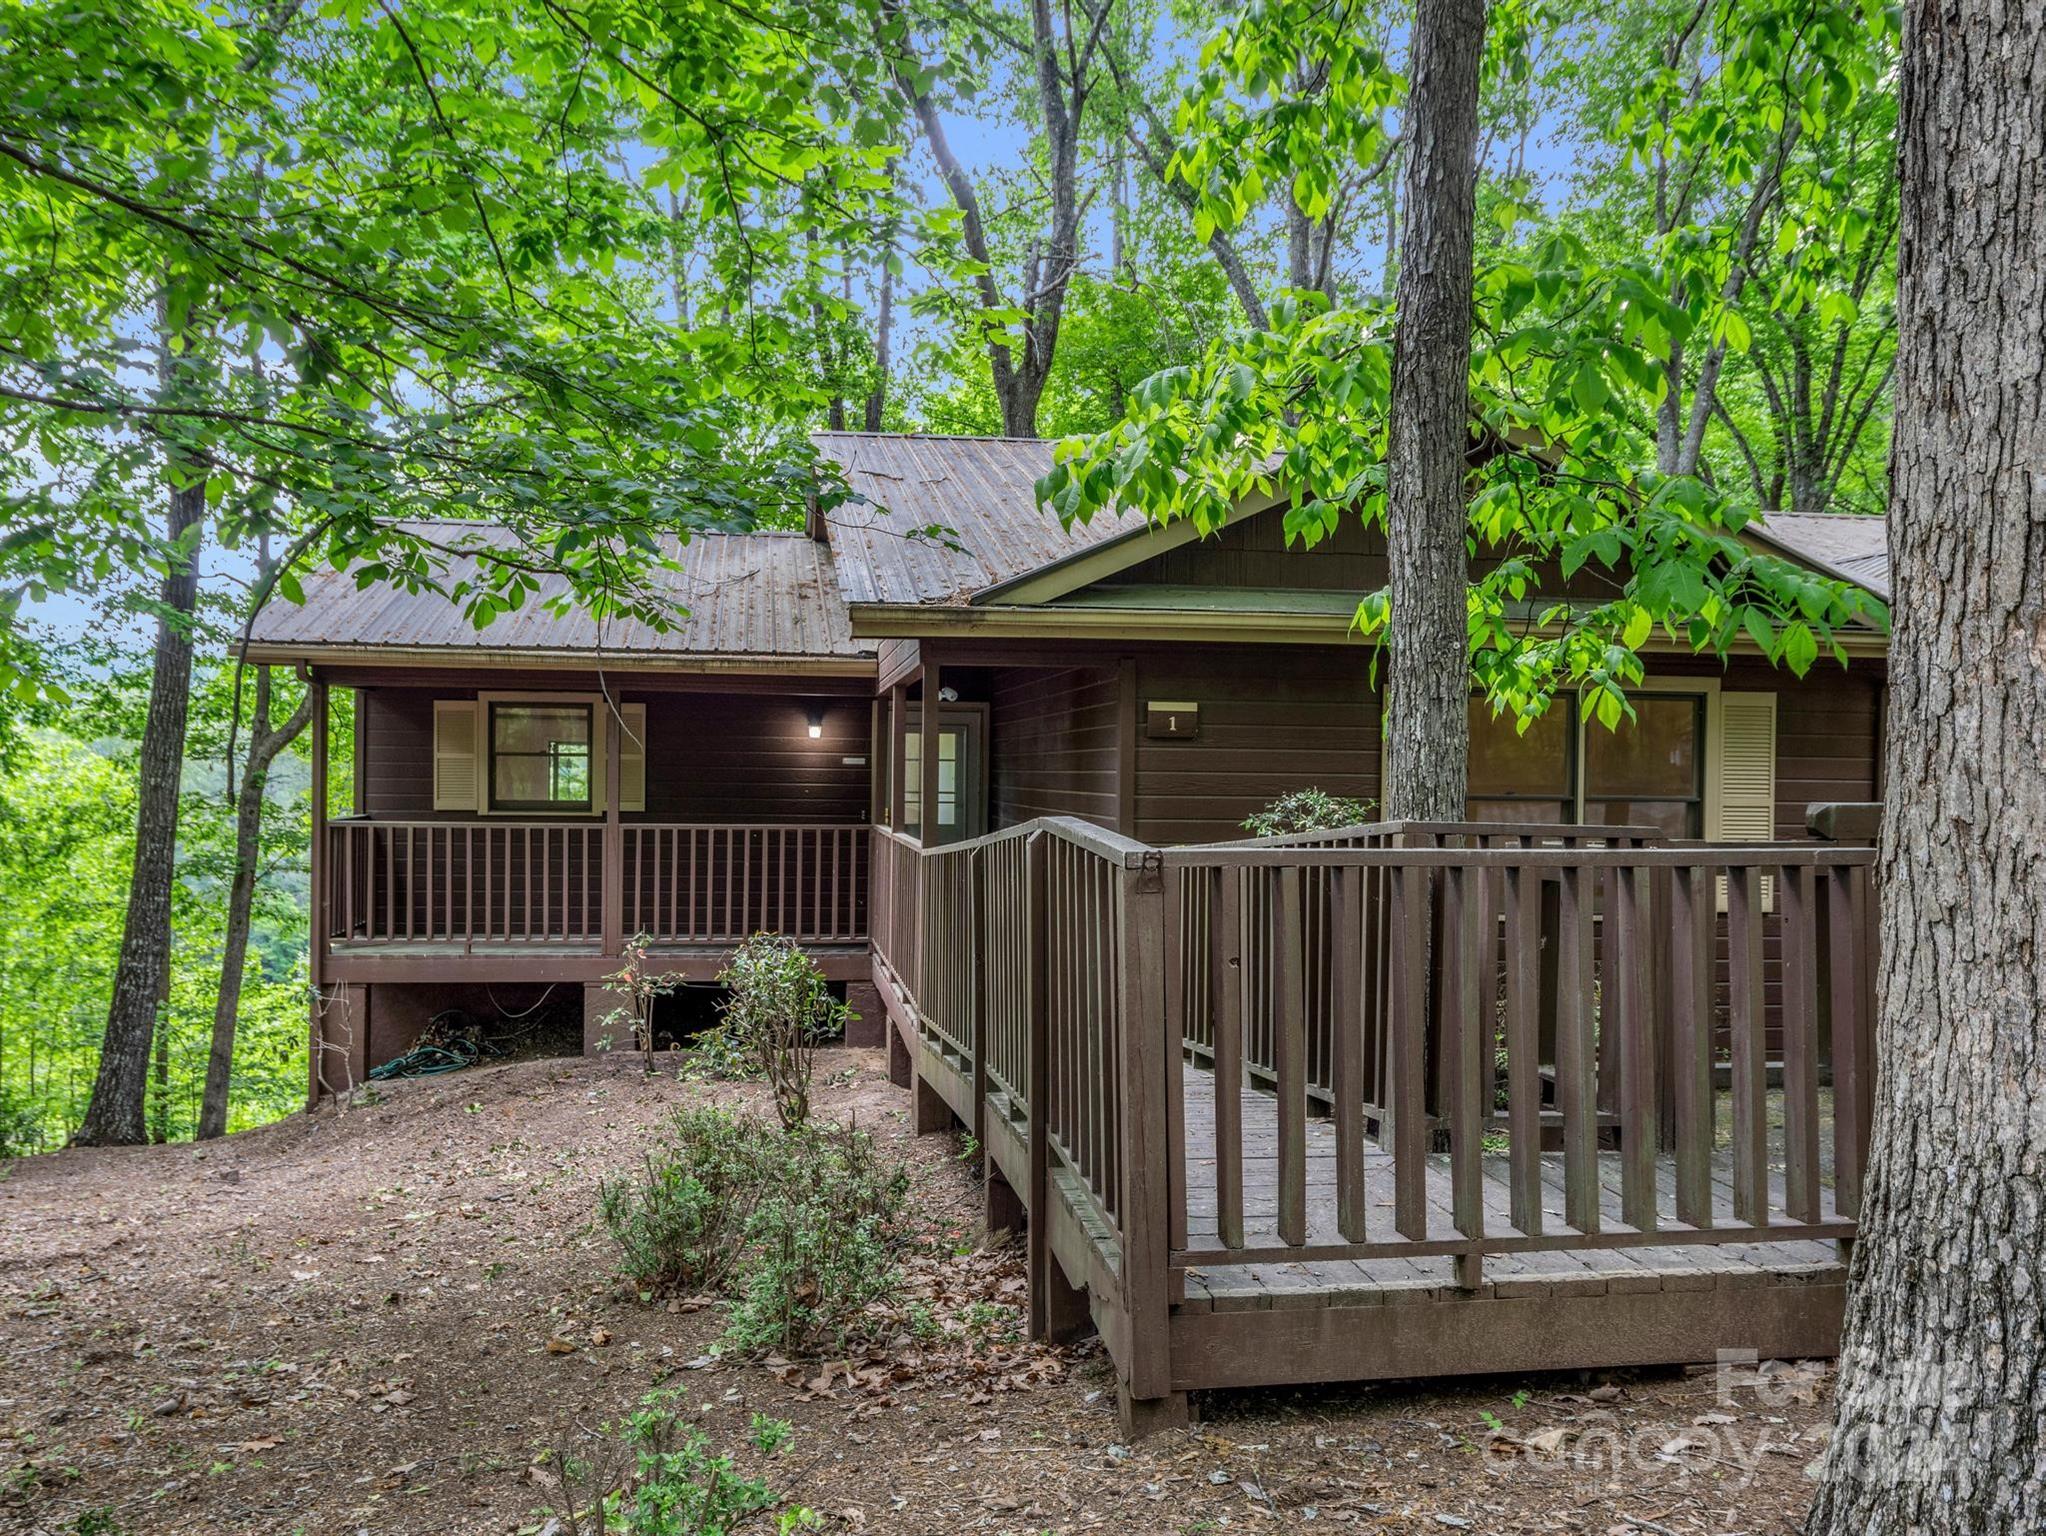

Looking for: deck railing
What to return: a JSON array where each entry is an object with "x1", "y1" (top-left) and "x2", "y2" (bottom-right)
[
  {"x1": 871, "y1": 818, "x2": 1175, "y2": 1390},
  {"x1": 868, "y1": 816, "x2": 1879, "y2": 1412},
  {"x1": 325, "y1": 820, "x2": 868, "y2": 948},
  {"x1": 1167, "y1": 833, "x2": 1878, "y2": 1270}
]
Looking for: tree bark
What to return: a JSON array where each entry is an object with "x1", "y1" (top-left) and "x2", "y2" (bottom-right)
[
  {"x1": 197, "y1": 665, "x2": 313, "y2": 1141},
  {"x1": 1381, "y1": 0, "x2": 1484, "y2": 822},
  {"x1": 864, "y1": 237, "x2": 896, "y2": 432},
  {"x1": 74, "y1": 475, "x2": 205, "y2": 1146},
  {"x1": 1806, "y1": 2, "x2": 2046, "y2": 1531}
]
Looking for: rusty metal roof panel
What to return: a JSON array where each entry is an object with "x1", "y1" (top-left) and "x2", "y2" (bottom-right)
[
  {"x1": 814, "y1": 432, "x2": 1144, "y2": 606},
  {"x1": 248, "y1": 525, "x2": 869, "y2": 659},
  {"x1": 1750, "y1": 511, "x2": 1891, "y2": 601}
]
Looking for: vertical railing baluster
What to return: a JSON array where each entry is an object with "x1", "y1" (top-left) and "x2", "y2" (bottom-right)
[
  {"x1": 1780, "y1": 863, "x2": 1822, "y2": 1223},
  {"x1": 1329, "y1": 865, "x2": 1367, "y2": 1244},
  {"x1": 1274, "y1": 865, "x2": 1307, "y2": 1247},
  {"x1": 1210, "y1": 866, "x2": 1244, "y2": 1251},
  {"x1": 1728, "y1": 864, "x2": 1769, "y2": 1225},
  {"x1": 1556, "y1": 864, "x2": 1599, "y2": 1234},
  {"x1": 1504, "y1": 864, "x2": 1542, "y2": 1234},
  {"x1": 1828, "y1": 862, "x2": 1871, "y2": 1217},
  {"x1": 1616, "y1": 862, "x2": 1659, "y2": 1231},
  {"x1": 1388, "y1": 860, "x2": 1429, "y2": 1242},
  {"x1": 1670, "y1": 864, "x2": 1716, "y2": 1227},
  {"x1": 1445, "y1": 863, "x2": 1485, "y2": 1281}
]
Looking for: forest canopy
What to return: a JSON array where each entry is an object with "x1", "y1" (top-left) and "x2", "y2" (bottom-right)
[{"x1": 0, "y1": 0, "x2": 1899, "y2": 1148}]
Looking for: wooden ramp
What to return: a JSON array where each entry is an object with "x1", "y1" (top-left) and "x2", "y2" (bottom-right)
[{"x1": 870, "y1": 816, "x2": 1875, "y2": 1433}]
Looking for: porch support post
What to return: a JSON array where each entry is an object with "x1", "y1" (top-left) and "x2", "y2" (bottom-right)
[
  {"x1": 920, "y1": 659, "x2": 942, "y2": 847},
  {"x1": 306, "y1": 673, "x2": 330, "y2": 1108},
  {"x1": 868, "y1": 696, "x2": 884, "y2": 824},
  {"x1": 602, "y1": 699, "x2": 622, "y2": 956},
  {"x1": 889, "y1": 681, "x2": 908, "y2": 831}
]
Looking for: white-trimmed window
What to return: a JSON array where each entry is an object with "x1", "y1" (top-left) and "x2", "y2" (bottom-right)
[{"x1": 431, "y1": 695, "x2": 645, "y2": 814}]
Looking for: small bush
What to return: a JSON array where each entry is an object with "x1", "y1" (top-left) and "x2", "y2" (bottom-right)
[
  {"x1": 708, "y1": 934, "x2": 851, "y2": 1128},
  {"x1": 724, "y1": 1120, "x2": 910, "y2": 1357},
  {"x1": 598, "y1": 1108, "x2": 776, "y2": 1295},
  {"x1": 600, "y1": 1108, "x2": 910, "y2": 1358},
  {"x1": 541, "y1": 1390, "x2": 818, "y2": 1535},
  {"x1": 600, "y1": 933, "x2": 685, "y2": 1075},
  {"x1": 1242, "y1": 787, "x2": 1376, "y2": 838}
]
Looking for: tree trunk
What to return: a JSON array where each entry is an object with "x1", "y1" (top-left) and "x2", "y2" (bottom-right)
[
  {"x1": 75, "y1": 476, "x2": 205, "y2": 1146},
  {"x1": 1380, "y1": 0, "x2": 1484, "y2": 822},
  {"x1": 1806, "y1": 3, "x2": 2046, "y2": 1532},
  {"x1": 198, "y1": 665, "x2": 313, "y2": 1141},
  {"x1": 864, "y1": 241, "x2": 896, "y2": 432}
]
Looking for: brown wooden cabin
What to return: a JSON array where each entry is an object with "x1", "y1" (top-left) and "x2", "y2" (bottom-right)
[{"x1": 248, "y1": 433, "x2": 1892, "y2": 1432}]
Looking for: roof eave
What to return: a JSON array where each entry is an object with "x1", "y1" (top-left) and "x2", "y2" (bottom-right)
[
  {"x1": 847, "y1": 600, "x2": 1892, "y2": 657},
  {"x1": 240, "y1": 641, "x2": 878, "y2": 676}
]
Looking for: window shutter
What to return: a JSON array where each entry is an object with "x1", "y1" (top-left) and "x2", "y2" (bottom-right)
[
  {"x1": 1714, "y1": 691, "x2": 1777, "y2": 909},
  {"x1": 1715, "y1": 693, "x2": 1778, "y2": 841},
  {"x1": 619, "y1": 702, "x2": 647, "y2": 813},
  {"x1": 433, "y1": 700, "x2": 482, "y2": 811}
]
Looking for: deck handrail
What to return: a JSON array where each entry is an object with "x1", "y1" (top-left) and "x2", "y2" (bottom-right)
[{"x1": 869, "y1": 815, "x2": 1880, "y2": 1416}]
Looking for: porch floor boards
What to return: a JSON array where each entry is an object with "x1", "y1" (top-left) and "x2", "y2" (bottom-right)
[{"x1": 1176, "y1": 1061, "x2": 1843, "y2": 1315}]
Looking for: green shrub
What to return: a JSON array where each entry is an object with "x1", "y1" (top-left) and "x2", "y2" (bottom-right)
[
  {"x1": 723, "y1": 1121, "x2": 910, "y2": 1357},
  {"x1": 597, "y1": 1108, "x2": 775, "y2": 1295},
  {"x1": 1241, "y1": 787, "x2": 1376, "y2": 838},
  {"x1": 541, "y1": 1390, "x2": 818, "y2": 1535},
  {"x1": 705, "y1": 934, "x2": 851, "y2": 1127},
  {"x1": 600, "y1": 1109, "x2": 910, "y2": 1358}
]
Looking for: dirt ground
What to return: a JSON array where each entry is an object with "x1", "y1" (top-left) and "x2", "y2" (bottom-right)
[{"x1": 0, "y1": 1048, "x2": 1838, "y2": 1535}]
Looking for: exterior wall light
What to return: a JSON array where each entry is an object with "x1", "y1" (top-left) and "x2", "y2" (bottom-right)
[{"x1": 806, "y1": 704, "x2": 825, "y2": 739}]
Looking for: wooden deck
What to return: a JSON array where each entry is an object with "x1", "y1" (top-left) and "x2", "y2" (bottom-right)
[
  {"x1": 1180, "y1": 1063, "x2": 1842, "y2": 1305},
  {"x1": 870, "y1": 816, "x2": 1875, "y2": 1432}
]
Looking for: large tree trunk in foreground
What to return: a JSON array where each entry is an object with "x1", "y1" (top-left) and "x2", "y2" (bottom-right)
[
  {"x1": 74, "y1": 477, "x2": 205, "y2": 1146},
  {"x1": 1806, "y1": 4, "x2": 2046, "y2": 1532},
  {"x1": 1381, "y1": 0, "x2": 1484, "y2": 821},
  {"x1": 197, "y1": 665, "x2": 313, "y2": 1141}
]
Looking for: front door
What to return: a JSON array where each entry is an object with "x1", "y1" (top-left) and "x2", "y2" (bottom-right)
[{"x1": 901, "y1": 706, "x2": 987, "y2": 841}]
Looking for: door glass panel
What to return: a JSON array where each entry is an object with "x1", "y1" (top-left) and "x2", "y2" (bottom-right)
[
  {"x1": 902, "y1": 731, "x2": 920, "y2": 833},
  {"x1": 904, "y1": 729, "x2": 960, "y2": 833},
  {"x1": 938, "y1": 732, "x2": 958, "y2": 828}
]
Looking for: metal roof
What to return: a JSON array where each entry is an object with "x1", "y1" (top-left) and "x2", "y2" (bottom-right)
[
  {"x1": 247, "y1": 524, "x2": 869, "y2": 662},
  {"x1": 1749, "y1": 511, "x2": 1891, "y2": 601},
  {"x1": 814, "y1": 432, "x2": 1144, "y2": 606}
]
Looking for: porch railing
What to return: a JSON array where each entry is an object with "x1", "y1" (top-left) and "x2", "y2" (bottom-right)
[
  {"x1": 325, "y1": 820, "x2": 869, "y2": 948},
  {"x1": 622, "y1": 824, "x2": 869, "y2": 944}
]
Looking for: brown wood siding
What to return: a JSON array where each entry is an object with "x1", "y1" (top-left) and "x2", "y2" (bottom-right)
[
  {"x1": 988, "y1": 665, "x2": 1121, "y2": 831},
  {"x1": 1112, "y1": 509, "x2": 1621, "y2": 601},
  {"x1": 357, "y1": 686, "x2": 871, "y2": 823},
  {"x1": 1132, "y1": 648, "x2": 1381, "y2": 845},
  {"x1": 1119, "y1": 510, "x2": 1385, "y2": 590},
  {"x1": 640, "y1": 695, "x2": 871, "y2": 822}
]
